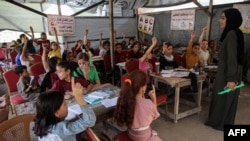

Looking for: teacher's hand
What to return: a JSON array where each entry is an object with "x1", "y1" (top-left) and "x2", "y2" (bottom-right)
[{"x1": 227, "y1": 82, "x2": 236, "y2": 91}]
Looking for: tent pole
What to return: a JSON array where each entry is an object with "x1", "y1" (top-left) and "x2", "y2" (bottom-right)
[
  {"x1": 57, "y1": 0, "x2": 62, "y2": 16},
  {"x1": 192, "y1": 0, "x2": 211, "y2": 16},
  {"x1": 109, "y1": 0, "x2": 115, "y2": 85},
  {"x1": 135, "y1": 10, "x2": 139, "y2": 42},
  {"x1": 71, "y1": 0, "x2": 105, "y2": 16},
  {"x1": 207, "y1": 0, "x2": 213, "y2": 41}
]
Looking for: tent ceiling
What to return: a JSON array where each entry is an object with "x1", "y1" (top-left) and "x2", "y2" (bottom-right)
[{"x1": 0, "y1": 0, "x2": 249, "y2": 32}]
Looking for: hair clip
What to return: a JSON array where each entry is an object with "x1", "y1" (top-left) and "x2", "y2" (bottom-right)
[{"x1": 124, "y1": 79, "x2": 132, "y2": 85}]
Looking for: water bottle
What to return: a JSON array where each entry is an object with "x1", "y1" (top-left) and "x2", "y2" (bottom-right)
[{"x1": 155, "y1": 62, "x2": 160, "y2": 75}]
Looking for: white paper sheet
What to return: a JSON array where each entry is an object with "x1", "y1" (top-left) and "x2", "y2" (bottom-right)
[
  {"x1": 175, "y1": 68, "x2": 189, "y2": 71},
  {"x1": 101, "y1": 97, "x2": 118, "y2": 108},
  {"x1": 116, "y1": 62, "x2": 125, "y2": 67},
  {"x1": 87, "y1": 91, "x2": 110, "y2": 99},
  {"x1": 161, "y1": 69, "x2": 174, "y2": 74},
  {"x1": 204, "y1": 65, "x2": 218, "y2": 69},
  {"x1": 162, "y1": 73, "x2": 172, "y2": 78},
  {"x1": 172, "y1": 71, "x2": 190, "y2": 77},
  {"x1": 65, "y1": 104, "x2": 82, "y2": 120}
]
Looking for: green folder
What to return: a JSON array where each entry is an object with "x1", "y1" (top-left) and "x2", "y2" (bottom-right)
[{"x1": 218, "y1": 83, "x2": 245, "y2": 95}]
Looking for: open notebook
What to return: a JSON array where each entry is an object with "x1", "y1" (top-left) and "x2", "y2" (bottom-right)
[{"x1": 83, "y1": 87, "x2": 118, "y2": 105}]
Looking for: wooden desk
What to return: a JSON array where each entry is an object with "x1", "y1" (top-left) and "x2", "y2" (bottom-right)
[
  {"x1": 67, "y1": 83, "x2": 120, "y2": 123},
  {"x1": 150, "y1": 73, "x2": 206, "y2": 123},
  {"x1": 204, "y1": 66, "x2": 217, "y2": 96}
]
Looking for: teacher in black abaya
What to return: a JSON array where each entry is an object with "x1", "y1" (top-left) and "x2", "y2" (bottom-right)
[{"x1": 205, "y1": 8, "x2": 244, "y2": 131}]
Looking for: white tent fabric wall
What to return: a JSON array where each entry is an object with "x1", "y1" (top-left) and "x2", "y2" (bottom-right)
[
  {"x1": 64, "y1": 17, "x2": 137, "y2": 50},
  {"x1": 141, "y1": 6, "x2": 239, "y2": 46},
  {"x1": 141, "y1": 5, "x2": 250, "y2": 57}
]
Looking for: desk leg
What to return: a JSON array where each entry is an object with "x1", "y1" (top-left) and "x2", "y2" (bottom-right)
[
  {"x1": 207, "y1": 77, "x2": 210, "y2": 96},
  {"x1": 119, "y1": 67, "x2": 123, "y2": 76},
  {"x1": 197, "y1": 81, "x2": 203, "y2": 114},
  {"x1": 153, "y1": 77, "x2": 158, "y2": 90},
  {"x1": 174, "y1": 86, "x2": 180, "y2": 123}
]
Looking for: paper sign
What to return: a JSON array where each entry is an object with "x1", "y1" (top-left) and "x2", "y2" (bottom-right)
[
  {"x1": 47, "y1": 14, "x2": 75, "y2": 36},
  {"x1": 170, "y1": 9, "x2": 195, "y2": 30},
  {"x1": 233, "y1": 4, "x2": 250, "y2": 33},
  {"x1": 138, "y1": 15, "x2": 155, "y2": 35}
]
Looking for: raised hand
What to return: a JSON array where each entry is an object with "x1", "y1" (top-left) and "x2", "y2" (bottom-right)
[
  {"x1": 30, "y1": 26, "x2": 34, "y2": 33},
  {"x1": 203, "y1": 27, "x2": 208, "y2": 32},
  {"x1": 148, "y1": 85, "x2": 156, "y2": 104},
  {"x1": 191, "y1": 31, "x2": 196, "y2": 39},
  {"x1": 122, "y1": 32, "x2": 126, "y2": 36},
  {"x1": 162, "y1": 44, "x2": 167, "y2": 53},
  {"x1": 71, "y1": 77, "x2": 87, "y2": 106},
  {"x1": 151, "y1": 37, "x2": 157, "y2": 46},
  {"x1": 71, "y1": 77, "x2": 84, "y2": 98}
]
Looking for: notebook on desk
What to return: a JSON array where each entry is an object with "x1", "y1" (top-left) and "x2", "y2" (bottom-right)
[
  {"x1": 161, "y1": 71, "x2": 190, "y2": 78},
  {"x1": 84, "y1": 86, "x2": 118, "y2": 105}
]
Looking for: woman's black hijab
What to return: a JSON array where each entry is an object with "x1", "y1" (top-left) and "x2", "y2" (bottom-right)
[{"x1": 220, "y1": 8, "x2": 244, "y2": 65}]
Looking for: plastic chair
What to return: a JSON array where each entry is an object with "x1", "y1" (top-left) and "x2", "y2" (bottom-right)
[
  {"x1": 32, "y1": 54, "x2": 42, "y2": 62},
  {"x1": 84, "y1": 128, "x2": 101, "y2": 141},
  {"x1": 174, "y1": 53, "x2": 182, "y2": 66},
  {"x1": 125, "y1": 59, "x2": 139, "y2": 74},
  {"x1": 181, "y1": 53, "x2": 187, "y2": 68},
  {"x1": 103, "y1": 54, "x2": 113, "y2": 82},
  {"x1": 0, "y1": 114, "x2": 35, "y2": 141},
  {"x1": 10, "y1": 51, "x2": 17, "y2": 65},
  {"x1": 0, "y1": 48, "x2": 6, "y2": 61},
  {"x1": 3, "y1": 69, "x2": 29, "y2": 115},
  {"x1": 30, "y1": 62, "x2": 45, "y2": 77},
  {"x1": 93, "y1": 49, "x2": 100, "y2": 56},
  {"x1": 113, "y1": 131, "x2": 133, "y2": 141},
  {"x1": 156, "y1": 93, "x2": 168, "y2": 119},
  {"x1": 122, "y1": 50, "x2": 130, "y2": 59},
  {"x1": 30, "y1": 62, "x2": 46, "y2": 85}
]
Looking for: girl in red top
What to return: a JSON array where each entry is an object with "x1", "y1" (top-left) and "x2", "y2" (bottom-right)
[{"x1": 52, "y1": 61, "x2": 93, "y2": 99}]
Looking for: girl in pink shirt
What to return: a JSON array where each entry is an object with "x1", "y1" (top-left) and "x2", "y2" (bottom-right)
[{"x1": 114, "y1": 70, "x2": 162, "y2": 141}]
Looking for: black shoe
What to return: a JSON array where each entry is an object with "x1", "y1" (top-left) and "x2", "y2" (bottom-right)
[
  {"x1": 212, "y1": 126, "x2": 224, "y2": 131},
  {"x1": 204, "y1": 121, "x2": 211, "y2": 126}
]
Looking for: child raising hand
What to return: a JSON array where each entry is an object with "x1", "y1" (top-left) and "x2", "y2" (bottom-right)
[{"x1": 34, "y1": 77, "x2": 96, "y2": 141}]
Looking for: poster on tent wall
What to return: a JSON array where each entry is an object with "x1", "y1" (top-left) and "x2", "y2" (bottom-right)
[
  {"x1": 138, "y1": 15, "x2": 155, "y2": 35},
  {"x1": 47, "y1": 14, "x2": 75, "y2": 36},
  {"x1": 170, "y1": 9, "x2": 195, "y2": 30},
  {"x1": 233, "y1": 4, "x2": 250, "y2": 34}
]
